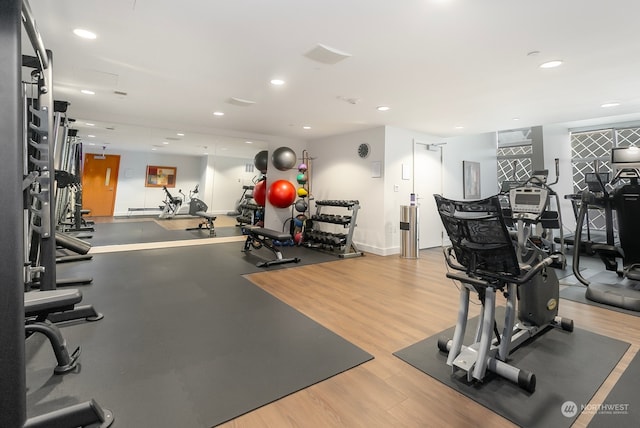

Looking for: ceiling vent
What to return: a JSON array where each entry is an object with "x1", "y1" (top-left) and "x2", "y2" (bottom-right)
[
  {"x1": 113, "y1": 90, "x2": 128, "y2": 96},
  {"x1": 304, "y1": 43, "x2": 352, "y2": 65},
  {"x1": 227, "y1": 97, "x2": 256, "y2": 107}
]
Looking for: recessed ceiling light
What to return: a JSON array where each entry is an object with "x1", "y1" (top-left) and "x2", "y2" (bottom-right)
[
  {"x1": 85, "y1": 122, "x2": 95, "y2": 126},
  {"x1": 455, "y1": 126, "x2": 464, "y2": 130},
  {"x1": 303, "y1": 126, "x2": 311, "y2": 130},
  {"x1": 245, "y1": 141, "x2": 253, "y2": 144},
  {"x1": 270, "y1": 79, "x2": 285, "y2": 86},
  {"x1": 151, "y1": 148, "x2": 157, "y2": 151},
  {"x1": 87, "y1": 134, "x2": 96, "y2": 138},
  {"x1": 512, "y1": 117, "x2": 520, "y2": 121},
  {"x1": 162, "y1": 141, "x2": 169, "y2": 145},
  {"x1": 213, "y1": 111, "x2": 224, "y2": 116},
  {"x1": 81, "y1": 89, "x2": 95, "y2": 95},
  {"x1": 88, "y1": 143, "x2": 96, "y2": 146},
  {"x1": 376, "y1": 106, "x2": 390, "y2": 111},
  {"x1": 204, "y1": 152, "x2": 209, "y2": 155},
  {"x1": 73, "y1": 28, "x2": 97, "y2": 39},
  {"x1": 539, "y1": 60, "x2": 563, "y2": 69},
  {"x1": 601, "y1": 102, "x2": 620, "y2": 108},
  {"x1": 177, "y1": 132, "x2": 184, "y2": 136}
]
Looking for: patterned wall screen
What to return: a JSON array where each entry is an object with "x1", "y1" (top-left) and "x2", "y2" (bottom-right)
[
  {"x1": 497, "y1": 128, "x2": 533, "y2": 191},
  {"x1": 570, "y1": 126, "x2": 640, "y2": 231}
]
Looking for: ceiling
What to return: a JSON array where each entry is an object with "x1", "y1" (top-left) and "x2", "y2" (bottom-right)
[{"x1": 22, "y1": 0, "x2": 640, "y2": 157}]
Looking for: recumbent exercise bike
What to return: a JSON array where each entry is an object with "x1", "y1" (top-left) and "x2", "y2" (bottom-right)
[{"x1": 434, "y1": 191, "x2": 573, "y2": 393}]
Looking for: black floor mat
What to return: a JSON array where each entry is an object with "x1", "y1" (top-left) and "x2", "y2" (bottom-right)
[
  {"x1": 588, "y1": 350, "x2": 640, "y2": 427},
  {"x1": 394, "y1": 308, "x2": 629, "y2": 428},
  {"x1": 88, "y1": 221, "x2": 243, "y2": 246},
  {"x1": 27, "y1": 244, "x2": 372, "y2": 426}
]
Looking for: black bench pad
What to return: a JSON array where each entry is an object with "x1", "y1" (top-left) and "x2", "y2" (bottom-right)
[{"x1": 25, "y1": 289, "x2": 82, "y2": 317}]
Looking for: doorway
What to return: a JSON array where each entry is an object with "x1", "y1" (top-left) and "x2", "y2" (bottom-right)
[
  {"x1": 414, "y1": 142, "x2": 443, "y2": 249},
  {"x1": 82, "y1": 153, "x2": 121, "y2": 216}
]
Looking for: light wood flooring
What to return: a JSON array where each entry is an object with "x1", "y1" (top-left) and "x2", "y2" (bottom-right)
[{"x1": 219, "y1": 249, "x2": 640, "y2": 428}]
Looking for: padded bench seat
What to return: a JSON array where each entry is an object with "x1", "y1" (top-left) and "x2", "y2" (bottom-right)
[
  {"x1": 25, "y1": 289, "x2": 82, "y2": 318},
  {"x1": 242, "y1": 227, "x2": 300, "y2": 267}
]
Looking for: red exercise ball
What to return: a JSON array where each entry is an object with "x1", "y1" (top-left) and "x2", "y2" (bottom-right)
[
  {"x1": 268, "y1": 179, "x2": 296, "y2": 208},
  {"x1": 253, "y1": 179, "x2": 266, "y2": 206}
]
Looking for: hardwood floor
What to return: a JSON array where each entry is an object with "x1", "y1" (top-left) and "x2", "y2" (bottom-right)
[{"x1": 219, "y1": 248, "x2": 640, "y2": 428}]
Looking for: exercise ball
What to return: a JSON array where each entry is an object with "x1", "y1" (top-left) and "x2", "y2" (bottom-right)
[
  {"x1": 294, "y1": 199, "x2": 307, "y2": 212},
  {"x1": 268, "y1": 179, "x2": 296, "y2": 208},
  {"x1": 294, "y1": 232, "x2": 303, "y2": 245},
  {"x1": 254, "y1": 150, "x2": 268, "y2": 174},
  {"x1": 296, "y1": 173, "x2": 307, "y2": 184},
  {"x1": 272, "y1": 147, "x2": 297, "y2": 171},
  {"x1": 298, "y1": 163, "x2": 308, "y2": 172},
  {"x1": 253, "y1": 179, "x2": 267, "y2": 206},
  {"x1": 297, "y1": 187, "x2": 308, "y2": 198}
]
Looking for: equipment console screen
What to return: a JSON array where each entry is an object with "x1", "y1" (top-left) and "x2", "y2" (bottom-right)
[{"x1": 514, "y1": 193, "x2": 541, "y2": 206}]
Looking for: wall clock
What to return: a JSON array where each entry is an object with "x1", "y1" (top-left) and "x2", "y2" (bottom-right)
[{"x1": 358, "y1": 143, "x2": 370, "y2": 159}]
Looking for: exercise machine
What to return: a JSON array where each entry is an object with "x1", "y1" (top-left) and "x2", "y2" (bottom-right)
[
  {"x1": 501, "y1": 159, "x2": 565, "y2": 269},
  {"x1": 572, "y1": 147, "x2": 640, "y2": 311},
  {"x1": 158, "y1": 185, "x2": 183, "y2": 219},
  {"x1": 185, "y1": 195, "x2": 217, "y2": 236},
  {"x1": 1, "y1": 2, "x2": 113, "y2": 426},
  {"x1": 562, "y1": 163, "x2": 613, "y2": 254},
  {"x1": 434, "y1": 194, "x2": 573, "y2": 392},
  {"x1": 242, "y1": 227, "x2": 301, "y2": 267}
]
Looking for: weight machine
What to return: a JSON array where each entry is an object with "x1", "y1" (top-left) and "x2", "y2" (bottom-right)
[{"x1": 0, "y1": 1, "x2": 113, "y2": 426}]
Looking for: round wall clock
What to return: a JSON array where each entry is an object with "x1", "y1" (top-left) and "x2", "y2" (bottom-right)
[{"x1": 358, "y1": 143, "x2": 370, "y2": 159}]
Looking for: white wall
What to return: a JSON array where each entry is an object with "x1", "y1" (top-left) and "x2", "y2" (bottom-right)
[
  {"x1": 207, "y1": 155, "x2": 256, "y2": 214},
  {"x1": 309, "y1": 127, "x2": 387, "y2": 252},
  {"x1": 384, "y1": 127, "x2": 441, "y2": 254},
  {"x1": 440, "y1": 132, "x2": 498, "y2": 200}
]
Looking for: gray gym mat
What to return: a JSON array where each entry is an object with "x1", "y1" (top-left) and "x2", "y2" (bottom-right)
[
  {"x1": 588, "y1": 350, "x2": 640, "y2": 428},
  {"x1": 89, "y1": 221, "x2": 243, "y2": 246},
  {"x1": 394, "y1": 309, "x2": 629, "y2": 428},
  {"x1": 27, "y1": 243, "x2": 372, "y2": 426}
]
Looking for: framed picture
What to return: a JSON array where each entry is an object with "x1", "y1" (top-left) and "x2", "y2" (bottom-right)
[
  {"x1": 145, "y1": 165, "x2": 177, "y2": 188},
  {"x1": 463, "y1": 161, "x2": 481, "y2": 199}
]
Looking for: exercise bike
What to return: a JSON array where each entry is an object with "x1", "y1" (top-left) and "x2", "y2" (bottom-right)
[
  {"x1": 159, "y1": 185, "x2": 199, "y2": 219},
  {"x1": 434, "y1": 192, "x2": 573, "y2": 393}
]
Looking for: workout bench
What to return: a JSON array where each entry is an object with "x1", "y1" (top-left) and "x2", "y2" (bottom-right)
[
  {"x1": 185, "y1": 198, "x2": 216, "y2": 236},
  {"x1": 242, "y1": 227, "x2": 301, "y2": 267}
]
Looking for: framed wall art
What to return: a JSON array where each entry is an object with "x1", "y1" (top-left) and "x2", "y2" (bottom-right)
[
  {"x1": 145, "y1": 165, "x2": 177, "y2": 188},
  {"x1": 463, "y1": 161, "x2": 481, "y2": 199}
]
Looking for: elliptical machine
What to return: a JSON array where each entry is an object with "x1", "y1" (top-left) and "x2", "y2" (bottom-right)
[
  {"x1": 572, "y1": 147, "x2": 640, "y2": 311},
  {"x1": 501, "y1": 159, "x2": 566, "y2": 269},
  {"x1": 435, "y1": 193, "x2": 573, "y2": 392}
]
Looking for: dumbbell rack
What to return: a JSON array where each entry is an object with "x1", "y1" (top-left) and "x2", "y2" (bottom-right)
[
  {"x1": 236, "y1": 202, "x2": 263, "y2": 226},
  {"x1": 304, "y1": 200, "x2": 362, "y2": 258}
]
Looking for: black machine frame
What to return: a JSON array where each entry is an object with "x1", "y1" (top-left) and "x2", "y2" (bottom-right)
[{"x1": 1, "y1": 1, "x2": 113, "y2": 426}]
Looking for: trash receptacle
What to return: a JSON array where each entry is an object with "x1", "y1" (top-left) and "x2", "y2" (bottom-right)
[{"x1": 400, "y1": 205, "x2": 418, "y2": 258}]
